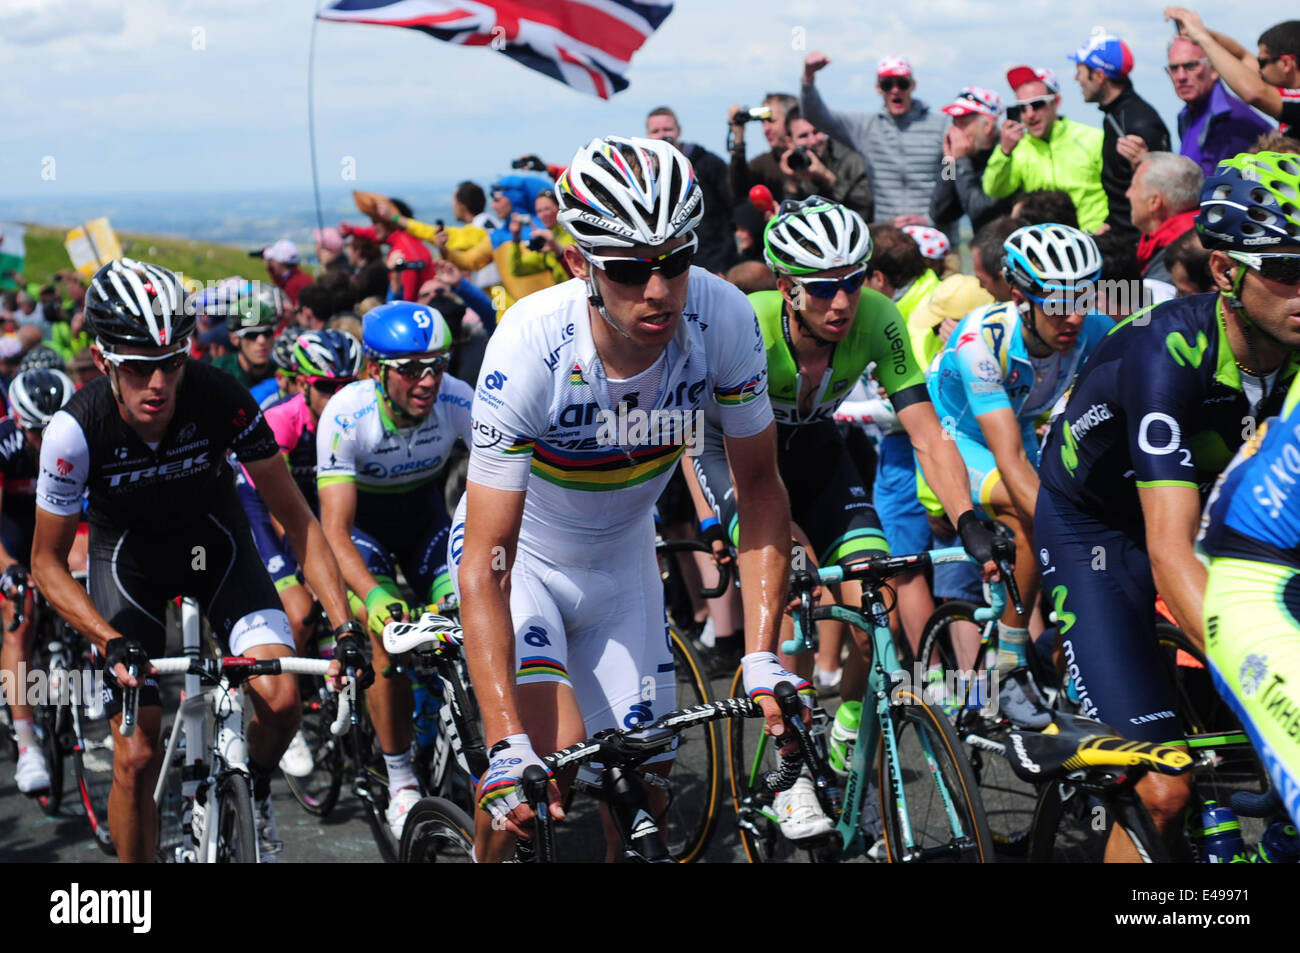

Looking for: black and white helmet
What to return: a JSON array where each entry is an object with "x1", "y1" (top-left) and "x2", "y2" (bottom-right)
[
  {"x1": 7, "y1": 368, "x2": 74, "y2": 431},
  {"x1": 763, "y1": 197, "x2": 872, "y2": 274},
  {"x1": 555, "y1": 136, "x2": 703, "y2": 249},
  {"x1": 85, "y1": 258, "x2": 194, "y2": 348}
]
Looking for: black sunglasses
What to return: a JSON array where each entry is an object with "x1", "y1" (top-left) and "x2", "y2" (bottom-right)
[
  {"x1": 380, "y1": 355, "x2": 451, "y2": 379},
  {"x1": 107, "y1": 352, "x2": 188, "y2": 377},
  {"x1": 1232, "y1": 253, "x2": 1300, "y2": 286},
  {"x1": 879, "y1": 77, "x2": 912, "y2": 92},
  {"x1": 236, "y1": 326, "x2": 276, "y2": 340},
  {"x1": 1257, "y1": 54, "x2": 1278, "y2": 68},
  {"x1": 584, "y1": 239, "x2": 697, "y2": 285}
]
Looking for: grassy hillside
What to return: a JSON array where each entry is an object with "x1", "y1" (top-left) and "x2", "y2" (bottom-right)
[{"x1": 18, "y1": 224, "x2": 267, "y2": 290}]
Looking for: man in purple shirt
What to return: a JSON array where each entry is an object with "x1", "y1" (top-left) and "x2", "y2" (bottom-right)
[{"x1": 1167, "y1": 36, "x2": 1272, "y2": 174}]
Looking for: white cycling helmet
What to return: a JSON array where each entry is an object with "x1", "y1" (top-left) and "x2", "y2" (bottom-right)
[
  {"x1": 1002, "y1": 223, "x2": 1102, "y2": 295},
  {"x1": 763, "y1": 197, "x2": 872, "y2": 275},
  {"x1": 556, "y1": 135, "x2": 703, "y2": 249},
  {"x1": 7, "y1": 368, "x2": 74, "y2": 431}
]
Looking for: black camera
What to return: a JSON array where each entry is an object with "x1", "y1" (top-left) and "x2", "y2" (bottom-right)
[
  {"x1": 1005, "y1": 104, "x2": 1023, "y2": 124},
  {"x1": 735, "y1": 105, "x2": 772, "y2": 124},
  {"x1": 511, "y1": 155, "x2": 546, "y2": 172},
  {"x1": 788, "y1": 147, "x2": 812, "y2": 173},
  {"x1": 527, "y1": 234, "x2": 548, "y2": 252},
  {"x1": 392, "y1": 259, "x2": 426, "y2": 272}
]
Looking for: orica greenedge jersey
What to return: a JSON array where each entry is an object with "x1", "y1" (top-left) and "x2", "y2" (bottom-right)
[
  {"x1": 746, "y1": 288, "x2": 929, "y2": 428},
  {"x1": 316, "y1": 377, "x2": 473, "y2": 529},
  {"x1": 927, "y1": 301, "x2": 1111, "y2": 462},
  {"x1": 1202, "y1": 372, "x2": 1300, "y2": 570},
  {"x1": 1039, "y1": 293, "x2": 1300, "y2": 528},
  {"x1": 466, "y1": 269, "x2": 772, "y2": 546}
]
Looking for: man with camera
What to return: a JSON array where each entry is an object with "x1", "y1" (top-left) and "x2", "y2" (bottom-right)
[
  {"x1": 983, "y1": 66, "x2": 1108, "y2": 232},
  {"x1": 726, "y1": 93, "x2": 798, "y2": 204},
  {"x1": 779, "y1": 108, "x2": 872, "y2": 221},
  {"x1": 340, "y1": 200, "x2": 434, "y2": 303},
  {"x1": 647, "y1": 107, "x2": 736, "y2": 274}
]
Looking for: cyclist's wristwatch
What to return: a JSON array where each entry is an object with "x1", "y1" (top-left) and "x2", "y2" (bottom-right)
[{"x1": 330, "y1": 621, "x2": 364, "y2": 640}]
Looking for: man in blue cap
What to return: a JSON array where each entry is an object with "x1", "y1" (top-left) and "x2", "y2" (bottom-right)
[{"x1": 1070, "y1": 29, "x2": 1171, "y2": 239}]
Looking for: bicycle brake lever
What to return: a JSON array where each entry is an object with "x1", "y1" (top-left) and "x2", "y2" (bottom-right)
[
  {"x1": 520, "y1": 763, "x2": 554, "y2": 859},
  {"x1": 998, "y1": 560, "x2": 1024, "y2": 617}
]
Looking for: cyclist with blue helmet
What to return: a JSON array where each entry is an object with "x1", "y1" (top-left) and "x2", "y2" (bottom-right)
[
  {"x1": 315, "y1": 299, "x2": 473, "y2": 838},
  {"x1": 1037, "y1": 152, "x2": 1300, "y2": 859},
  {"x1": 923, "y1": 222, "x2": 1111, "y2": 725}
]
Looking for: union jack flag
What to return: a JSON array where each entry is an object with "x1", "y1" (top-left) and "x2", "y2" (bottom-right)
[{"x1": 319, "y1": 0, "x2": 673, "y2": 99}]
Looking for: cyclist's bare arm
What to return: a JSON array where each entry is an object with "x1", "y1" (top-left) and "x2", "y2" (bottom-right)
[
  {"x1": 1140, "y1": 483, "x2": 1207, "y2": 647},
  {"x1": 977, "y1": 407, "x2": 1040, "y2": 522},
  {"x1": 725, "y1": 422, "x2": 795, "y2": 731},
  {"x1": 897, "y1": 400, "x2": 997, "y2": 576},
  {"x1": 247, "y1": 454, "x2": 351, "y2": 630},
  {"x1": 31, "y1": 508, "x2": 125, "y2": 665},
  {"x1": 318, "y1": 480, "x2": 386, "y2": 610},
  {"x1": 458, "y1": 479, "x2": 526, "y2": 747}
]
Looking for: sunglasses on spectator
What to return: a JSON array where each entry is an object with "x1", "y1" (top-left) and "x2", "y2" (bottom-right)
[
  {"x1": 790, "y1": 266, "x2": 869, "y2": 299},
  {"x1": 305, "y1": 376, "x2": 354, "y2": 395},
  {"x1": 379, "y1": 354, "x2": 450, "y2": 380},
  {"x1": 879, "y1": 78, "x2": 912, "y2": 92},
  {"x1": 583, "y1": 235, "x2": 697, "y2": 285},
  {"x1": 1014, "y1": 96, "x2": 1055, "y2": 112},
  {"x1": 100, "y1": 347, "x2": 189, "y2": 377},
  {"x1": 1228, "y1": 252, "x2": 1300, "y2": 286},
  {"x1": 1165, "y1": 59, "x2": 1210, "y2": 75},
  {"x1": 235, "y1": 326, "x2": 276, "y2": 340}
]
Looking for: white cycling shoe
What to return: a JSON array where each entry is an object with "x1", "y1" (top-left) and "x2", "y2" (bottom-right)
[
  {"x1": 15, "y1": 747, "x2": 51, "y2": 795},
  {"x1": 773, "y1": 776, "x2": 833, "y2": 839},
  {"x1": 278, "y1": 729, "x2": 314, "y2": 778},
  {"x1": 386, "y1": 786, "x2": 422, "y2": 839}
]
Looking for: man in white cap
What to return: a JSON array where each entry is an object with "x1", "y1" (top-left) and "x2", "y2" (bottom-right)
[
  {"x1": 799, "y1": 51, "x2": 951, "y2": 236},
  {"x1": 983, "y1": 66, "x2": 1108, "y2": 231},
  {"x1": 929, "y1": 86, "x2": 1018, "y2": 234},
  {"x1": 1069, "y1": 29, "x2": 1170, "y2": 239},
  {"x1": 262, "y1": 238, "x2": 312, "y2": 307}
]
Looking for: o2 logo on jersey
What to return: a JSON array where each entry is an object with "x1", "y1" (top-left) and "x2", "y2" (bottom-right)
[
  {"x1": 484, "y1": 371, "x2": 508, "y2": 391},
  {"x1": 522, "y1": 625, "x2": 551, "y2": 648}
]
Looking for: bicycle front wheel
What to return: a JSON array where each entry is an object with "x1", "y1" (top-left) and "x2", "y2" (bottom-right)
[
  {"x1": 662, "y1": 625, "x2": 720, "y2": 863},
  {"x1": 216, "y1": 774, "x2": 258, "y2": 863},
  {"x1": 1028, "y1": 780, "x2": 1170, "y2": 863},
  {"x1": 878, "y1": 688, "x2": 994, "y2": 863},
  {"x1": 36, "y1": 699, "x2": 65, "y2": 816},
  {"x1": 283, "y1": 678, "x2": 344, "y2": 817},
  {"x1": 399, "y1": 796, "x2": 475, "y2": 862}
]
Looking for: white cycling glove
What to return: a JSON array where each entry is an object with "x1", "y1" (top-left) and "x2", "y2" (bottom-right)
[
  {"x1": 478, "y1": 733, "x2": 551, "y2": 823},
  {"x1": 741, "y1": 652, "x2": 815, "y2": 710}
]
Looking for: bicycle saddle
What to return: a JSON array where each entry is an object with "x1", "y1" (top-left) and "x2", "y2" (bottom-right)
[
  {"x1": 382, "y1": 613, "x2": 462, "y2": 655},
  {"x1": 1003, "y1": 712, "x2": 1194, "y2": 784}
]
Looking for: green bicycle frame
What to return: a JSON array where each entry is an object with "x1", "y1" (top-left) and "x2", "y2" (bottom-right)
[{"x1": 780, "y1": 547, "x2": 1005, "y2": 859}]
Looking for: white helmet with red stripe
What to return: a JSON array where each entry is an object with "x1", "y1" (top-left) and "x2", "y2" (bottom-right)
[{"x1": 555, "y1": 135, "x2": 703, "y2": 249}]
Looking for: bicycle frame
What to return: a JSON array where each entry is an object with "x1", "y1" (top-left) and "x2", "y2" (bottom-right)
[
  {"x1": 786, "y1": 547, "x2": 1005, "y2": 859},
  {"x1": 152, "y1": 597, "x2": 253, "y2": 863}
]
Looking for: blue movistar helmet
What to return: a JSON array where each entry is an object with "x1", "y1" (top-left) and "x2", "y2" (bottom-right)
[{"x1": 361, "y1": 301, "x2": 453, "y2": 359}]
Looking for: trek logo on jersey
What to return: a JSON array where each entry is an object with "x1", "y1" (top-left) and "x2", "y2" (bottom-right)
[
  {"x1": 55, "y1": 458, "x2": 74, "y2": 476},
  {"x1": 541, "y1": 323, "x2": 577, "y2": 371},
  {"x1": 105, "y1": 452, "x2": 210, "y2": 487}
]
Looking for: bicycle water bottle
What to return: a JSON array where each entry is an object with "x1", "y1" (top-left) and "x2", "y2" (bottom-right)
[
  {"x1": 828, "y1": 701, "x2": 861, "y2": 775},
  {"x1": 1200, "y1": 801, "x2": 1249, "y2": 863},
  {"x1": 1253, "y1": 822, "x2": 1300, "y2": 863},
  {"x1": 411, "y1": 675, "x2": 444, "y2": 749}
]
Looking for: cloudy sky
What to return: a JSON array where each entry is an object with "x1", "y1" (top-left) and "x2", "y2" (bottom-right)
[{"x1": 0, "y1": 0, "x2": 1284, "y2": 198}]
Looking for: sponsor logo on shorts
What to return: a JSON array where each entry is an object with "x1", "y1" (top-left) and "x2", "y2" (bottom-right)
[{"x1": 56, "y1": 458, "x2": 74, "y2": 476}]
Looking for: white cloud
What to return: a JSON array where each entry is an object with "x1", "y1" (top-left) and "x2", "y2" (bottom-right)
[{"x1": 0, "y1": 0, "x2": 124, "y2": 45}]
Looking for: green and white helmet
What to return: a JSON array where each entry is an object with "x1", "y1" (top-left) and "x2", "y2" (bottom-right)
[{"x1": 763, "y1": 196, "x2": 872, "y2": 275}]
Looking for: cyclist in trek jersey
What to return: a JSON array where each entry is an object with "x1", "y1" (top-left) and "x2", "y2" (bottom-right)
[
  {"x1": 235, "y1": 329, "x2": 361, "y2": 779},
  {"x1": 686, "y1": 196, "x2": 1001, "y2": 836},
  {"x1": 1202, "y1": 369, "x2": 1300, "y2": 830},
  {"x1": 924, "y1": 223, "x2": 1111, "y2": 724},
  {"x1": 1036, "y1": 152, "x2": 1300, "y2": 860},
  {"x1": 0, "y1": 369, "x2": 75, "y2": 795},
  {"x1": 315, "y1": 300, "x2": 473, "y2": 838},
  {"x1": 449, "y1": 135, "x2": 807, "y2": 862},
  {"x1": 30, "y1": 259, "x2": 368, "y2": 863}
]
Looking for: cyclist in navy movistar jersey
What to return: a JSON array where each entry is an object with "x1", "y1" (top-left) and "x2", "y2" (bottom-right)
[
  {"x1": 0, "y1": 369, "x2": 75, "y2": 795},
  {"x1": 316, "y1": 299, "x2": 472, "y2": 838},
  {"x1": 1037, "y1": 152, "x2": 1300, "y2": 860},
  {"x1": 924, "y1": 223, "x2": 1110, "y2": 724}
]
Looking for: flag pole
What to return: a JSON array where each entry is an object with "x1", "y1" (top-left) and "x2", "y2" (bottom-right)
[{"x1": 308, "y1": 0, "x2": 326, "y2": 236}]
